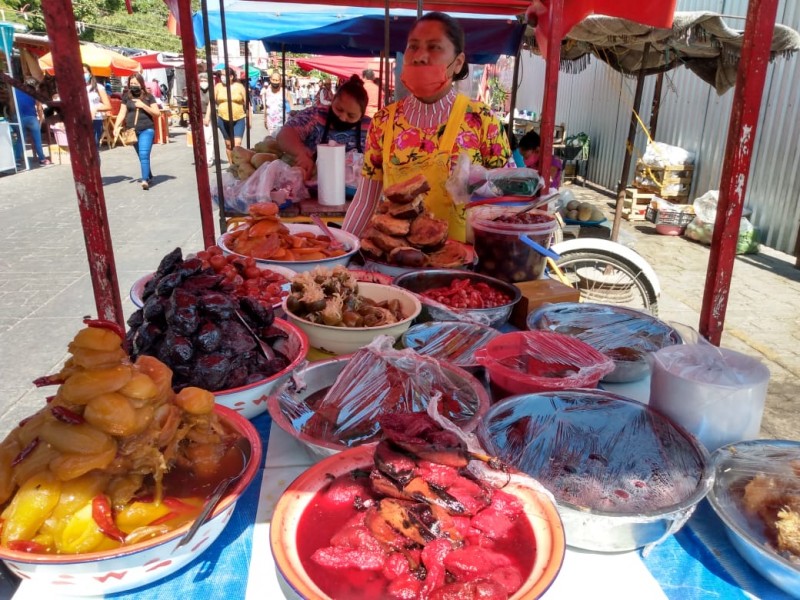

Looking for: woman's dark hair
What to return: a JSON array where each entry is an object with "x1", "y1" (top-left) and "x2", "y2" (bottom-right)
[
  {"x1": 82, "y1": 63, "x2": 98, "y2": 92},
  {"x1": 518, "y1": 130, "x2": 541, "y2": 152},
  {"x1": 125, "y1": 73, "x2": 155, "y2": 103},
  {"x1": 335, "y1": 75, "x2": 368, "y2": 116},
  {"x1": 413, "y1": 12, "x2": 469, "y2": 81}
]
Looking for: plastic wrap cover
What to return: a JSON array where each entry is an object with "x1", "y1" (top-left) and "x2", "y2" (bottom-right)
[
  {"x1": 279, "y1": 336, "x2": 486, "y2": 447},
  {"x1": 528, "y1": 303, "x2": 682, "y2": 361},
  {"x1": 474, "y1": 331, "x2": 616, "y2": 391},
  {"x1": 709, "y1": 440, "x2": 800, "y2": 566},
  {"x1": 478, "y1": 391, "x2": 709, "y2": 515},
  {"x1": 402, "y1": 321, "x2": 500, "y2": 368}
]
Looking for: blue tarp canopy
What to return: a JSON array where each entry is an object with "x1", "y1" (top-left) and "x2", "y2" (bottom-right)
[
  {"x1": 193, "y1": 1, "x2": 524, "y2": 61},
  {"x1": 259, "y1": 15, "x2": 525, "y2": 63}
]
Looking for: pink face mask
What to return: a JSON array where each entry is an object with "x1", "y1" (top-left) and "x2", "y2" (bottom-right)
[{"x1": 400, "y1": 63, "x2": 452, "y2": 99}]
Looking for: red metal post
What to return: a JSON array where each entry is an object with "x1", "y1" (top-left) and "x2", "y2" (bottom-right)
[
  {"x1": 538, "y1": 0, "x2": 564, "y2": 190},
  {"x1": 699, "y1": 0, "x2": 779, "y2": 345},
  {"x1": 41, "y1": 0, "x2": 124, "y2": 327},
  {"x1": 177, "y1": 0, "x2": 216, "y2": 248}
]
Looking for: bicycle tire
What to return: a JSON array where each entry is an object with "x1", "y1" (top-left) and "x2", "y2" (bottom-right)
[{"x1": 552, "y1": 249, "x2": 659, "y2": 315}]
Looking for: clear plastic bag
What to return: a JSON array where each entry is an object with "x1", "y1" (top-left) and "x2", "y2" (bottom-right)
[
  {"x1": 468, "y1": 164, "x2": 543, "y2": 198},
  {"x1": 642, "y1": 141, "x2": 696, "y2": 168},
  {"x1": 279, "y1": 336, "x2": 488, "y2": 448},
  {"x1": 693, "y1": 190, "x2": 720, "y2": 223}
]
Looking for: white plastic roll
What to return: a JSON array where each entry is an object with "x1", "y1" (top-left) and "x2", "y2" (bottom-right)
[
  {"x1": 316, "y1": 141, "x2": 346, "y2": 206},
  {"x1": 649, "y1": 345, "x2": 770, "y2": 452}
]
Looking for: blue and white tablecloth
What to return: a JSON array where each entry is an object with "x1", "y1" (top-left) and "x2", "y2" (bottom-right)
[{"x1": 9, "y1": 412, "x2": 794, "y2": 600}]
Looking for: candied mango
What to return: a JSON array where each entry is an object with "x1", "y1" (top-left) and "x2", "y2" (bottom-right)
[{"x1": 1, "y1": 472, "x2": 61, "y2": 546}]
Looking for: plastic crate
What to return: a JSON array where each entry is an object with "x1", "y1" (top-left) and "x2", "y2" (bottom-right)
[{"x1": 645, "y1": 205, "x2": 695, "y2": 235}]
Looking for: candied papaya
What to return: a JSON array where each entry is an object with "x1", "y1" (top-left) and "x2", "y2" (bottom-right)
[{"x1": 1, "y1": 471, "x2": 61, "y2": 546}]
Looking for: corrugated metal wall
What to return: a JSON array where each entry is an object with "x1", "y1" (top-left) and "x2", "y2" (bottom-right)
[{"x1": 515, "y1": 0, "x2": 800, "y2": 254}]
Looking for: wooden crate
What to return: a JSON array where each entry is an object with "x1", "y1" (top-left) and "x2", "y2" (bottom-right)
[
  {"x1": 622, "y1": 188, "x2": 654, "y2": 221},
  {"x1": 634, "y1": 161, "x2": 693, "y2": 201}
]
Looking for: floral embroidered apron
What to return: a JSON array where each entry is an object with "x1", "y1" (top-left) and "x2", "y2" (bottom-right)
[{"x1": 382, "y1": 94, "x2": 469, "y2": 242}]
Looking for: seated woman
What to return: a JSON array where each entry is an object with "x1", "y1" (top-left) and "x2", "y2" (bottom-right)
[
  {"x1": 516, "y1": 130, "x2": 563, "y2": 189},
  {"x1": 342, "y1": 12, "x2": 510, "y2": 243},
  {"x1": 277, "y1": 75, "x2": 370, "y2": 179}
]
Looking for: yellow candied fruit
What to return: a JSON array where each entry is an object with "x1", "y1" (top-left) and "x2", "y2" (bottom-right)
[
  {"x1": 56, "y1": 500, "x2": 108, "y2": 554},
  {"x1": 71, "y1": 327, "x2": 123, "y2": 352},
  {"x1": 0, "y1": 471, "x2": 61, "y2": 546},
  {"x1": 84, "y1": 393, "x2": 139, "y2": 437},
  {"x1": 60, "y1": 365, "x2": 133, "y2": 405},
  {"x1": 118, "y1": 372, "x2": 159, "y2": 401},
  {"x1": 175, "y1": 387, "x2": 216, "y2": 415}
]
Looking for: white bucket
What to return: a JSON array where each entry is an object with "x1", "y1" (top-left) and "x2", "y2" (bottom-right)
[{"x1": 649, "y1": 345, "x2": 770, "y2": 452}]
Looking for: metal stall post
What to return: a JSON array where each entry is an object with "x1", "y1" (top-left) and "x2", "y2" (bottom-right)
[
  {"x1": 612, "y1": 42, "x2": 651, "y2": 242},
  {"x1": 507, "y1": 45, "x2": 522, "y2": 148},
  {"x1": 244, "y1": 42, "x2": 251, "y2": 149},
  {"x1": 538, "y1": 0, "x2": 564, "y2": 190},
  {"x1": 40, "y1": 0, "x2": 123, "y2": 326},
  {"x1": 700, "y1": 0, "x2": 780, "y2": 345},
  {"x1": 0, "y1": 24, "x2": 28, "y2": 172},
  {"x1": 177, "y1": 0, "x2": 215, "y2": 249}
]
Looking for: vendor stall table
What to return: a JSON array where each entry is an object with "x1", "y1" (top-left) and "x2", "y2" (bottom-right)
[{"x1": 6, "y1": 399, "x2": 793, "y2": 600}]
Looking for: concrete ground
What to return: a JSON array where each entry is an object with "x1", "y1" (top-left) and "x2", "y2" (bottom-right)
[{"x1": 0, "y1": 124, "x2": 797, "y2": 444}]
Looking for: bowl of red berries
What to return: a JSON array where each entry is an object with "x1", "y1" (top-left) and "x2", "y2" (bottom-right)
[
  {"x1": 130, "y1": 245, "x2": 295, "y2": 312},
  {"x1": 393, "y1": 269, "x2": 521, "y2": 327}
]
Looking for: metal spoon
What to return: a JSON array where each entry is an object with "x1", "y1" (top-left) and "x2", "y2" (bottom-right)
[
  {"x1": 235, "y1": 309, "x2": 275, "y2": 361},
  {"x1": 173, "y1": 436, "x2": 251, "y2": 551},
  {"x1": 310, "y1": 214, "x2": 344, "y2": 251}
]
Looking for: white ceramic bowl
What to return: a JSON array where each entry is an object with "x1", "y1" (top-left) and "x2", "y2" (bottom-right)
[
  {"x1": 0, "y1": 406, "x2": 262, "y2": 596},
  {"x1": 218, "y1": 224, "x2": 360, "y2": 274},
  {"x1": 281, "y1": 282, "x2": 421, "y2": 355},
  {"x1": 213, "y1": 318, "x2": 309, "y2": 419},
  {"x1": 270, "y1": 444, "x2": 566, "y2": 600},
  {"x1": 129, "y1": 263, "x2": 297, "y2": 309}
]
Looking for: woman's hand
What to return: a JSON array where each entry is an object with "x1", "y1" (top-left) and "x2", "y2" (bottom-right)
[
  {"x1": 294, "y1": 149, "x2": 315, "y2": 179},
  {"x1": 133, "y1": 99, "x2": 149, "y2": 110}
]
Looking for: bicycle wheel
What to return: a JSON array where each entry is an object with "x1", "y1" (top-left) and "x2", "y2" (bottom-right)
[{"x1": 551, "y1": 249, "x2": 659, "y2": 315}]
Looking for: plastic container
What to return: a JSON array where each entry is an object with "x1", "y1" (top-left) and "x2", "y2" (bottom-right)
[
  {"x1": 473, "y1": 330, "x2": 615, "y2": 401},
  {"x1": 649, "y1": 345, "x2": 770, "y2": 452},
  {"x1": 467, "y1": 205, "x2": 557, "y2": 283}
]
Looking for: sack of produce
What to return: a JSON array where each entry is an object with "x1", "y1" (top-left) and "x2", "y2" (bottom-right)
[{"x1": 642, "y1": 141, "x2": 695, "y2": 168}]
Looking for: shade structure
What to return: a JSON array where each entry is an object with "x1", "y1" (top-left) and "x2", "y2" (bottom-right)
[
  {"x1": 296, "y1": 56, "x2": 390, "y2": 81},
  {"x1": 39, "y1": 43, "x2": 142, "y2": 77},
  {"x1": 193, "y1": 1, "x2": 529, "y2": 46},
  {"x1": 132, "y1": 52, "x2": 184, "y2": 69},
  {"x1": 261, "y1": 14, "x2": 525, "y2": 63}
]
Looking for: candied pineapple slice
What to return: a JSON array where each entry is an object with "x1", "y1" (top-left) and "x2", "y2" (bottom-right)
[{"x1": 0, "y1": 471, "x2": 61, "y2": 546}]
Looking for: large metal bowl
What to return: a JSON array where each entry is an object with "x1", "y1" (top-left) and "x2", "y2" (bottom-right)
[
  {"x1": 707, "y1": 440, "x2": 800, "y2": 597},
  {"x1": 267, "y1": 355, "x2": 490, "y2": 462},
  {"x1": 527, "y1": 303, "x2": 682, "y2": 383},
  {"x1": 478, "y1": 390, "x2": 713, "y2": 552},
  {"x1": 393, "y1": 269, "x2": 521, "y2": 328}
]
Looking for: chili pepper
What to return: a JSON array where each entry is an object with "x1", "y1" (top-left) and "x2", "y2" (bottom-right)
[
  {"x1": 162, "y1": 497, "x2": 195, "y2": 514},
  {"x1": 148, "y1": 512, "x2": 179, "y2": 527},
  {"x1": 83, "y1": 318, "x2": 126, "y2": 340},
  {"x1": 51, "y1": 405, "x2": 86, "y2": 425},
  {"x1": 18, "y1": 416, "x2": 32, "y2": 428},
  {"x1": 32, "y1": 374, "x2": 65, "y2": 387},
  {"x1": 45, "y1": 395, "x2": 55, "y2": 404},
  {"x1": 91, "y1": 495, "x2": 126, "y2": 542},
  {"x1": 7, "y1": 540, "x2": 47, "y2": 554},
  {"x1": 12, "y1": 438, "x2": 39, "y2": 467}
]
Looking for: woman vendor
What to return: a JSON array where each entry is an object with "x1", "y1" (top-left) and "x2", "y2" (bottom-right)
[
  {"x1": 277, "y1": 75, "x2": 371, "y2": 179},
  {"x1": 342, "y1": 12, "x2": 511, "y2": 243}
]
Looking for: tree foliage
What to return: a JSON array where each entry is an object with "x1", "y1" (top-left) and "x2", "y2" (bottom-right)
[{"x1": 1, "y1": 0, "x2": 186, "y2": 52}]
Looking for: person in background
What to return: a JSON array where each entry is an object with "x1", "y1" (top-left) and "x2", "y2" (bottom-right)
[
  {"x1": 263, "y1": 72, "x2": 290, "y2": 137},
  {"x1": 278, "y1": 75, "x2": 370, "y2": 179},
  {"x1": 316, "y1": 78, "x2": 334, "y2": 107},
  {"x1": 207, "y1": 67, "x2": 248, "y2": 164},
  {"x1": 342, "y1": 12, "x2": 510, "y2": 242},
  {"x1": 113, "y1": 73, "x2": 161, "y2": 190},
  {"x1": 361, "y1": 69, "x2": 380, "y2": 118},
  {"x1": 15, "y1": 79, "x2": 50, "y2": 166},
  {"x1": 516, "y1": 130, "x2": 563, "y2": 189},
  {"x1": 83, "y1": 63, "x2": 111, "y2": 150},
  {"x1": 198, "y1": 72, "x2": 215, "y2": 167},
  {"x1": 148, "y1": 78, "x2": 162, "y2": 99}
]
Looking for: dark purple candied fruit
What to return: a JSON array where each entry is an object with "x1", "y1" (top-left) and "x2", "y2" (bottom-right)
[
  {"x1": 219, "y1": 320, "x2": 256, "y2": 354},
  {"x1": 194, "y1": 320, "x2": 222, "y2": 353},
  {"x1": 176, "y1": 257, "x2": 204, "y2": 279},
  {"x1": 198, "y1": 291, "x2": 237, "y2": 320},
  {"x1": 133, "y1": 322, "x2": 163, "y2": 355},
  {"x1": 155, "y1": 247, "x2": 183, "y2": 278},
  {"x1": 142, "y1": 294, "x2": 168, "y2": 324},
  {"x1": 181, "y1": 273, "x2": 225, "y2": 292},
  {"x1": 161, "y1": 331, "x2": 194, "y2": 364},
  {"x1": 155, "y1": 271, "x2": 184, "y2": 297},
  {"x1": 127, "y1": 309, "x2": 144, "y2": 329},
  {"x1": 494, "y1": 213, "x2": 553, "y2": 225},
  {"x1": 191, "y1": 354, "x2": 231, "y2": 391},
  {"x1": 239, "y1": 296, "x2": 274, "y2": 328}
]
